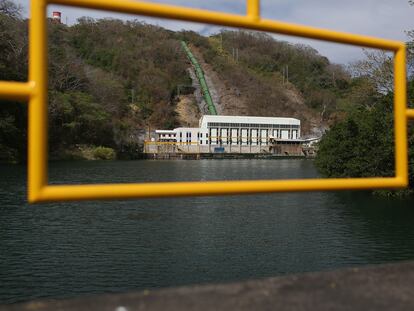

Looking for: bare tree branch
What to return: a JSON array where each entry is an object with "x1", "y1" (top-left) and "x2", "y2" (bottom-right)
[
  {"x1": 0, "y1": 0, "x2": 22, "y2": 19},
  {"x1": 349, "y1": 50, "x2": 394, "y2": 94}
]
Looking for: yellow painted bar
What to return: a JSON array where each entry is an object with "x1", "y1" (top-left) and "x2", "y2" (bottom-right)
[
  {"x1": 28, "y1": 0, "x2": 48, "y2": 203},
  {"x1": 393, "y1": 46, "x2": 408, "y2": 185},
  {"x1": 0, "y1": 81, "x2": 34, "y2": 102},
  {"x1": 49, "y1": 0, "x2": 402, "y2": 51},
  {"x1": 37, "y1": 177, "x2": 405, "y2": 202},
  {"x1": 407, "y1": 109, "x2": 414, "y2": 119},
  {"x1": 247, "y1": 0, "x2": 260, "y2": 21}
]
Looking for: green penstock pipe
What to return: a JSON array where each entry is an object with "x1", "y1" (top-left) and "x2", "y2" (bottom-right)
[{"x1": 181, "y1": 41, "x2": 218, "y2": 115}]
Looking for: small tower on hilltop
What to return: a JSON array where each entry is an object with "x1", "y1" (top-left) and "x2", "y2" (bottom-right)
[{"x1": 52, "y1": 11, "x2": 62, "y2": 24}]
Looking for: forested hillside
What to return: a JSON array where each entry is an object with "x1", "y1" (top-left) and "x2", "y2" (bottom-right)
[
  {"x1": 47, "y1": 18, "x2": 191, "y2": 159},
  {"x1": 0, "y1": 0, "x2": 375, "y2": 162},
  {"x1": 1, "y1": 3, "x2": 192, "y2": 161},
  {"x1": 183, "y1": 30, "x2": 353, "y2": 132}
]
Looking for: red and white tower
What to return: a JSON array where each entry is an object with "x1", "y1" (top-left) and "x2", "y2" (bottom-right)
[{"x1": 52, "y1": 11, "x2": 61, "y2": 23}]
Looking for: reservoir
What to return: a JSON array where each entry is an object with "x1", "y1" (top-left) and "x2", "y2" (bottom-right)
[{"x1": 1, "y1": 159, "x2": 414, "y2": 304}]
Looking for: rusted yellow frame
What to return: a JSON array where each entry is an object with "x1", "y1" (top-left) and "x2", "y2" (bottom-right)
[{"x1": 0, "y1": 0, "x2": 412, "y2": 202}]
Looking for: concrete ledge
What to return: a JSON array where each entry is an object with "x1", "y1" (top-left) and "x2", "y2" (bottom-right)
[{"x1": 2, "y1": 261, "x2": 414, "y2": 311}]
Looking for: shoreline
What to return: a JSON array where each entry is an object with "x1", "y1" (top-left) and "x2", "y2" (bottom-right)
[{"x1": 144, "y1": 153, "x2": 313, "y2": 160}]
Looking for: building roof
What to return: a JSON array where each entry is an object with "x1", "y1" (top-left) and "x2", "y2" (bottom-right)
[
  {"x1": 155, "y1": 130, "x2": 176, "y2": 134},
  {"x1": 199, "y1": 115, "x2": 300, "y2": 127},
  {"x1": 173, "y1": 128, "x2": 200, "y2": 131},
  {"x1": 156, "y1": 128, "x2": 201, "y2": 134}
]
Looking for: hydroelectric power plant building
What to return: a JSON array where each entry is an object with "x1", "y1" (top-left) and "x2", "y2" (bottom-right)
[{"x1": 145, "y1": 115, "x2": 308, "y2": 158}]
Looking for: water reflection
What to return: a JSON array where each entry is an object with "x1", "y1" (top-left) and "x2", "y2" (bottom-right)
[{"x1": 0, "y1": 160, "x2": 413, "y2": 304}]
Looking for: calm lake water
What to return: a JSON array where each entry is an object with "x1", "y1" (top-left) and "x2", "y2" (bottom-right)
[{"x1": 1, "y1": 159, "x2": 414, "y2": 304}]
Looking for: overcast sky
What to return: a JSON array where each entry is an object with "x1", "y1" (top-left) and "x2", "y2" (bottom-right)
[{"x1": 14, "y1": 0, "x2": 414, "y2": 64}]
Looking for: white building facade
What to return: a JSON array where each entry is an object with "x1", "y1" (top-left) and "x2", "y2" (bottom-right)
[{"x1": 155, "y1": 115, "x2": 301, "y2": 147}]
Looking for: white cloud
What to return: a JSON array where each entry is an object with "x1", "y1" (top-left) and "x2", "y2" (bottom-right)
[
  {"x1": 262, "y1": 0, "x2": 414, "y2": 63},
  {"x1": 13, "y1": 0, "x2": 414, "y2": 64}
]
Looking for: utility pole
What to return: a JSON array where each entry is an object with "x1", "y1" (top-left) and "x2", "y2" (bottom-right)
[
  {"x1": 282, "y1": 65, "x2": 289, "y2": 84},
  {"x1": 232, "y1": 48, "x2": 239, "y2": 62},
  {"x1": 131, "y1": 89, "x2": 135, "y2": 104},
  {"x1": 286, "y1": 65, "x2": 289, "y2": 84}
]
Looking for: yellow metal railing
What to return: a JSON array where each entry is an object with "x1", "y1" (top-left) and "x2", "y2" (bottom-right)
[{"x1": 0, "y1": 0, "x2": 413, "y2": 203}]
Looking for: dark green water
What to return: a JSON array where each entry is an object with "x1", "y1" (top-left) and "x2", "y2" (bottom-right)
[{"x1": 1, "y1": 159, "x2": 414, "y2": 304}]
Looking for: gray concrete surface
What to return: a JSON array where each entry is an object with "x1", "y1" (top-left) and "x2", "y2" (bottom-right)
[{"x1": 2, "y1": 261, "x2": 414, "y2": 311}]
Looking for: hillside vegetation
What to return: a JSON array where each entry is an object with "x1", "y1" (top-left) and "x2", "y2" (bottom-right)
[
  {"x1": 1, "y1": 6, "x2": 191, "y2": 161},
  {"x1": 179, "y1": 30, "x2": 377, "y2": 134},
  {"x1": 1, "y1": 0, "x2": 375, "y2": 162},
  {"x1": 315, "y1": 10, "x2": 414, "y2": 195}
]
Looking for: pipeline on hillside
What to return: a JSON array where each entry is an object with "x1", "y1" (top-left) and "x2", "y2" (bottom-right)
[{"x1": 181, "y1": 41, "x2": 218, "y2": 115}]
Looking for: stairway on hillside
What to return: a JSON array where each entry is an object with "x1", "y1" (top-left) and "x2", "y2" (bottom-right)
[
  {"x1": 181, "y1": 41, "x2": 221, "y2": 115},
  {"x1": 187, "y1": 67, "x2": 209, "y2": 115}
]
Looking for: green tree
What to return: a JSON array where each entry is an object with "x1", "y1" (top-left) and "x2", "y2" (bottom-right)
[
  {"x1": 315, "y1": 99, "x2": 395, "y2": 179},
  {"x1": 0, "y1": 1, "x2": 27, "y2": 162}
]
